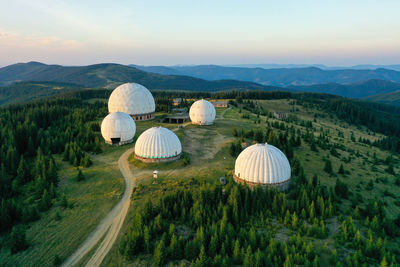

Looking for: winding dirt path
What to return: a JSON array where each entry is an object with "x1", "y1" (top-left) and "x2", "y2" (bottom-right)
[
  {"x1": 61, "y1": 147, "x2": 135, "y2": 267},
  {"x1": 62, "y1": 109, "x2": 229, "y2": 266},
  {"x1": 218, "y1": 107, "x2": 230, "y2": 119}
]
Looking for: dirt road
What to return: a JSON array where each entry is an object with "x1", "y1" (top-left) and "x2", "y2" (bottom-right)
[
  {"x1": 218, "y1": 107, "x2": 230, "y2": 119},
  {"x1": 62, "y1": 110, "x2": 228, "y2": 266},
  {"x1": 61, "y1": 147, "x2": 135, "y2": 267}
]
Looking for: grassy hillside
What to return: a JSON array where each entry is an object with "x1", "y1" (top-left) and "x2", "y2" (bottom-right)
[
  {"x1": 0, "y1": 147, "x2": 125, "y2": 267},
  {"x1": 0, "y1": 62, "x2": 276, "y2": 91},
  {"x1": 0, "y1": 81, "x2": 85, "y2": 106},
  {"x1": 365, "y1": 90, "x2": 400, "y2": 106}
]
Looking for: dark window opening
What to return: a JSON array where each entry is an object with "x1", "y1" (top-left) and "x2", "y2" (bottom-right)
[{"x1": 111, "y1": 138, "x2": 121, "y2": 145}]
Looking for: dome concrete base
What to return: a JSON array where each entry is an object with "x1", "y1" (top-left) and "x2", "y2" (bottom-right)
[
  {"x1": 134, "y1": 153, "x2": 181, "y2": 163},
  {"x1": 131, "y1": 112, "x2": 155, "y2": 121},
  {"x1": 191, "y1": 121, "x2": 214, "y2": 126},
  {"x1": 233, "y1": 174, "x2": 290, "y2": 191},
  {"x1": 105, "y1": 138, "x2": 133, "y2": 146}
]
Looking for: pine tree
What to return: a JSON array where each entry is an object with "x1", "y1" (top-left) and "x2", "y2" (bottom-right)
[
  {"x1": 76, "y1": 169, "x2": 85, "y2": 182},
  {"x1": 0, "y1": 199, "x2": 11, "y2": 231},
  {"x1": 230, "y1": 142, "x2": 237, "y2": 157},
  {"x1": 309, "y1": 201, "x2": 315, "y2": 219},
  {"x1": 283, "y1": 255, "x2": 291, "y2": 267},
  {"x1": 338, "y1": 164, "x2": 345, "y2": 175},
  {"x1": 248, "y1": 226, "x2": 257, "y2": 249},
  {"x1": 243, "y1": 245, "x2": 253, "y2": 267},
  {"x1": 335, "y1": 179, "x2": 349, "y2": 198},
  {"x1": 63, "y1": 143, "x2": 70, "y2": 161},
  {"x1": 380, "y1": 256, "x2": 388, "y2": 267},
  {"x1": 169, "y1": 234, "x2": 180, "y2": 259},
  {"x1": 144, "y1": 226, "x2": 151, "y2": 253},
  {"x1": 9, "y1": 225, "x2": 28, "y2": 253},
  {"x1": 324, "y1": 159, "x2": 333, "y2": 174},
  {"x1": 254, "y1": 249, "x2": 263, "y2": 267},
  {"x1": 39, "y1": 189, "x2": 52, "y2": 211},
  {"x1": 195, "y1": 245, "x2": 208, "y2": 267},
  {"x1": 53, "y1": 254, "x2": 62, "y2": 266},
  {"x1": 311, "y1": 141, "x2": 318, "y2": 152},
  {"x1": 291, "y1": 212, "x2": 298, "y2": 229},
  {"x1": 49, "y1": 183, "x2": 56, "y2": 198},
  {"x1": 48, "y1": 159, "x2": 58, "y2": 184},
  {"x1": 232, "y1": 127, "x2": 238, "y2": 137},
  {"x1": 386, "y1": 164, "x2": 395, "y2": 175},
  {"x1": 233, "y1": 239, "x2": 241, "y2": 263},
  {"x1": 284, "y1": 210, "x2": 291, "y2": 226},
  {"x1": 371, "y1": 216, "x2": 380, "y2": 232},
  {"x1": 61, "y1": 195, "x2": 69, "y2": 208},
  {"x1": 208, "y1": 234, "x2": 218, "y2": 258},
  {"x1": 73, "y1": 155, "x2": 79, "y2": 167},
  {"x1": 82, "y1": 154, "x2": 92, "y2": 168},
  {"x1": 354, "y1": 230, "x2": 361, "y2": 248},
  {"x1": 15, "y1": 156, "x2": 29, "y2": 185},
  {"x1": 254, "y1": 130, "x2": 264, "y2": 143},
  {"x1": 27, "y1": 137, "x2": 35, "y2": 157}
]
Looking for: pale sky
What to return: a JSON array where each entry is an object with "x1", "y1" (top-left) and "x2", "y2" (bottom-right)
[{"x1": 0, "y1": 0, "x2": 399, "y2": 67}]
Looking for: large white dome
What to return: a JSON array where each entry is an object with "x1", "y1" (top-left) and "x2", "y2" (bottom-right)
[
  {"x1": 108, "y1": 83, "x2": 155, "y2": 120},
  {"x1": 189, "y1": 99, "x2": 216, "y2": 125},
  {"x1": 134, "y1": 127, "x2": 182, "y2": 162},
  {"x1": 234, "y1": 143, "x2": 291, "y2": 190},
  {"x1": 101, "y1": 112, "x2": 136, "y2": 145}
]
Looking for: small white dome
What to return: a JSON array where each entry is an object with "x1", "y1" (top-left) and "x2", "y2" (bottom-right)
[
  {"x1": 234, "y1": 143, "x2": 291, "y2": 187},
  {"x1": 135, "y1": 127, "x2": 182, "y2": 160},
  {"x1": 189, "y1": 99, "x2": 216, "y2": 125},
  {"x1": 108, "y1": 83, "x2": 155, "y2": 116},
  {"x1": 101, "y1": 112, "x2": 136, "y2": 145}
]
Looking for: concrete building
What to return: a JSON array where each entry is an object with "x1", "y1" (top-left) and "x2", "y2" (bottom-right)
[
  {"x1": 163, "y1": 113, "x2": 190, "y2": 124},
  {"x1": 172, "y1": 98, "x2": 182, "y2": 106},
  {"x1": 211, "y1": 101, "x2": 228, "y2": 108},
  {"x1": 273, "y1": 111, "x2": 288, "y2": 120}
]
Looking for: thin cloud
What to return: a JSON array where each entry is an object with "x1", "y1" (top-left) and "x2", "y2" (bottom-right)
[{"x1": 0, "y1": 29, "x2": 83, "y2": 49}]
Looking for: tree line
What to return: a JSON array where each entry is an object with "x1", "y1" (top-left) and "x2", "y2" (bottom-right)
[{"x1": 0, "y1": 92, "x2": 105, "y2": 253}]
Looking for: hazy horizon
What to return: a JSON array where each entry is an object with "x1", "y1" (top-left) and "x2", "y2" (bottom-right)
[
  {"x1": 1, "y1": 0, "x2": 400, "y2": 67},
  {"x1": 2, "y1": 61, "x2": 400, "y2": 69}
]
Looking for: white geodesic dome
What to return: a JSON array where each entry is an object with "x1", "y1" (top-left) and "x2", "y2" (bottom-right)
[
  {"x1": 189, "y1": 99, "x2": 216, "y2": 125},
  {"x1": 134, "y1": 127, "x2": 182, "y2": 161},
  {"x1": 108, "y1": 83, "x2": 155, "y2": 116},
  {"x1": 234, "y1": 143, "x2": 291, "y2": 188},
  {"x1": 101, "y1": 112, "x2": 136, "y2": 145}
]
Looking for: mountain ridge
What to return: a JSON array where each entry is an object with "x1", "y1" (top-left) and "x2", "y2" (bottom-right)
[
  {"x1": 131, "y1": 64, "x2": 400, "y2": 87},
  {"x1": 364, "y1": 90, "x2": 400, "y2": 106},
  {"x1": 290, "y1": 79, "x2": 400, "y2": 98},
  {"x1": 0, "y1": 62, "x2": 278, "y2": 91}
]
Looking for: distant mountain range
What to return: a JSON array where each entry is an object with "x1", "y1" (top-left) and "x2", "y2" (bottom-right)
[
  {"x1": 225, "y1": 64, "x2": 400, "y2": 71},
  {"x1": 131, "y1": 64, "x2": 400, "y2": 87},
  {"x1": 2, "y1": 62, "x2": 400, "y2": 105},
  {"x1": 0, "y1": 62, "x2": 275, "y2": 91}
]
